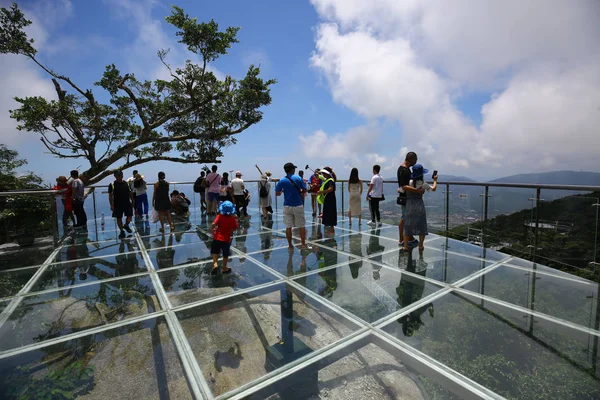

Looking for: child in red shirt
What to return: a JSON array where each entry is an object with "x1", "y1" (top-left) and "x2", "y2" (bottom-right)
[{"x1": 211, "y1": 201, "x2": 239, "y2": 275}]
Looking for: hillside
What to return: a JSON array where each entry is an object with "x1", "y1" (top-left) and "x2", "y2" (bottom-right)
[{"x1": 490, "y1": 171, "x2": 600, "y2": 186}]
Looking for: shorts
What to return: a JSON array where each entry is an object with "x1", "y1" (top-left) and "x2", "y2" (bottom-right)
[
  {"x1": 283, "y1": 205, "x2": 306, "y2": 228},
  {"x1": 208, "y1": 192, "x2": 220, "y2": 202},
  {"x1": 112, "y1": 204, "x2": 133, "y2": 219},
  {"x1": 211, "y1": 240, "x2": 231, "y2": 257}
]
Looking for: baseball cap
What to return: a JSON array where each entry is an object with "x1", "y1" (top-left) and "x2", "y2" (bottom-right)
[
  {"x1": 283, "y1": 162, "x2": 297, "y2": 172},
  {"x1": 235, "y1": 171, "x2": 242, "y2": 176}
]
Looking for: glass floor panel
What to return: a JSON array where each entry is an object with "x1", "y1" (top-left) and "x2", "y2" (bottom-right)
[
  {"x1": 374, "y1": 247, "x2": 493, "y2": 284},
  {"x1": 0, "y1": 316, "x2": 192, "y2": 400},
  {"x1": 0, "y1": 244, "x2": 54, "y2": 271},
  {"x1": 248, "y1": 244, "x2": 357, "y2": 277},
  {"x1": 462, "y1": 265, "x2": 600, "y2": 330},
  {"x1": 231, "y1": 231, "x2": 296, "y2": 254},
  {"x1": 380, "y1": 290, "x2": 600, "y2": 399},
  {"x1": 176, "y1": 282, "x2": 362, "y2": 397},
  {"x1": 30, "y1": 254, "x2": 148, "y2": 293},
  {"x1": 0, "y1": 275, "x2": 158, "y2": 352},
  {"x1": 159, "y1": 257, "x2": 280, "y2": 306},
  {"x1": 146, "y1": 242, "x2": 213, "y2": 270},
  {"x1": 247, "y1": 340, "x2": 460, "y2": 400},
  {"x1": 0, "y1": 267, "x2": 38, "y2": 298},
  {"x1": 294, "y1": 261, "x2": 443, "y2": 323},
  {"x1": 315, "y1": 233, "x2": 401, "y2": 258}
]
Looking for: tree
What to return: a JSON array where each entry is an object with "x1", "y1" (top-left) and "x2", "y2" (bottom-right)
[
  {"x1": 0, "y1": 3, "x2": 276, "y2": 184},
  {"x1": 0, "y1": 144, "x2": 51, "y2": 245}
]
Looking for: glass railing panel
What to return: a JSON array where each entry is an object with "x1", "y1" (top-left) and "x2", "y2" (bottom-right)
[
  {"x1": 535, "y1": 191, "x2": 600, "y2": 281},
  {"x1": 443, "y1": 184, "x2": 486, "y2": 240}
]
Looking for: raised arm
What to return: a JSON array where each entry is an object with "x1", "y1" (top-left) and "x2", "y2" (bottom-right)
[
  {"x1": 431, "y1": 175, "x2": 438, "y2": 192},
  {"x1": 255, "y1": 164, "x2": 264, "y2": 176}
]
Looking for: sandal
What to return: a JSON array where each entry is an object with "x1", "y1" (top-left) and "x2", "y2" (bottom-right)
[{"x1": 222, "y1": 267, "x2": 232, "y2": 274}]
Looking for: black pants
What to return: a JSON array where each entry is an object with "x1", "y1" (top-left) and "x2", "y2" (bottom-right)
[
  {"x1": 234, "y1": 195, "x2": 247, "y2": 217},
  {"x1": 73, "y1": 199, "x2": 87, "y2": 227},
  {"x1": 370, "y1": 198, "x2": 381, "y2": 222}
]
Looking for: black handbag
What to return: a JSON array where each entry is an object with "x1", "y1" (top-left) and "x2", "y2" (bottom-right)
[{"x1": 396, "y1": 195, "x2": 406, "y2": 206}]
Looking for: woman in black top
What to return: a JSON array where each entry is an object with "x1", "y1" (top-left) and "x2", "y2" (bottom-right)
[
  {"x1": 153, "y1": 171, "x2": 174, "y2": 232},
  {"x1": 319, "y1": 167, "x2": 337, "y2": 234},
  {"x1": 219, "y1": 172, "x2": 234, "y2": 203}
]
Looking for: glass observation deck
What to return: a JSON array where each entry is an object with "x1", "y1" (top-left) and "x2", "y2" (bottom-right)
[{"x1": 0, "y1": 181, "x2": 599, "y2": 399}]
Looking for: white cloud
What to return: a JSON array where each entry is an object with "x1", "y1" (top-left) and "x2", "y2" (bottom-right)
[
  {"x1": 104, "y1": 0, "x2": 224, "y2": 81},
  {"x1": 310, "y1": 0, "x2": 600, "y2": 176},
  {"x1": 0, "y1": 1, "x2": 68, "y2": 146},
  {"x1": 298, "y1": 126, "x2": 380, "y2": 160}
]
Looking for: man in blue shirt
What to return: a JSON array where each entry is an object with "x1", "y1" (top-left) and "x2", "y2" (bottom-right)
[{"x1": 276, "y1": 162, "x2": 307, "y2": 249}]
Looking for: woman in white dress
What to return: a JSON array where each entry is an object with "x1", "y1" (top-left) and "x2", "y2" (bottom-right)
[
  {"x1": 347, "y1": 167, "x2": 363, "y2": 225},
  {"x1": 255, "y1": 164, "x2": 272, "y2": 219}
]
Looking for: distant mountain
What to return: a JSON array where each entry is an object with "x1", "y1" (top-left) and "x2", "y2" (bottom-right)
[{"x1": 489, "y1": 171, "x2": 600, "y2": 186}]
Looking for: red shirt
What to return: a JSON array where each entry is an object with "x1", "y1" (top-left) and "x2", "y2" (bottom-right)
[{"x1": 212, "y1": 214, "x2": 238, "y2": 242}]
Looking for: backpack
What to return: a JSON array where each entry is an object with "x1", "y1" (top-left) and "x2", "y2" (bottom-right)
[
  {"x1": 259, "y1": 181, "x2": 269, "y2": 198},
  {"x1": 193, "y1": 177, "x2": 204, "y2": 193}
]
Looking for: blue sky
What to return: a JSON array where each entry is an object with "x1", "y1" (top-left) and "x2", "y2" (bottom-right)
[{"x1": 1, "y1": 0, "x2": 599, "y2": 185}]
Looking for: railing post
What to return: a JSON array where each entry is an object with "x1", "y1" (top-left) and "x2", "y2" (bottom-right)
[
  {"x1": 50, "y1": 194, "x2": 59, "y2": 247},
  {"x1": 533, "y1": 187, "x2": 541, "y2": 261},
  {"x1": 445, "y1": 183, "x2": 450, "y2": 234},
  {"x1": 341, "y1": 181, "x2": 345, "y2": 218},
  {"x1": 480, "y1": 185, "x2": 490, "y2": 247},
  {"x1": 92, "y1": 189, "x2": 98, "y2": 223}
]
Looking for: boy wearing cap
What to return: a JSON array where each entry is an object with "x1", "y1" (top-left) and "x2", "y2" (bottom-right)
[
  {"x1": 211, "y1": 201, "x2": 239, "y2": 275},
  {"x1": 231, "y1": 171, "x2": 248, "y2": 218},
  {"x1": 108, "y1": 170, "x2": 134, "y2": 239},
  {"x1": 275, "y1": 162, "x2": 308, "y2": 249}
]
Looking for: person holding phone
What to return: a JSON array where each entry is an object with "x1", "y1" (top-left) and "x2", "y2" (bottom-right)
[{"x1": 403, "y1": 164, "x2": 438, "y2": 251}]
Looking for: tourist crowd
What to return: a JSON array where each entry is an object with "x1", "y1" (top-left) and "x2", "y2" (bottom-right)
[{"x1": 54, "y1": 151, "x2": 437, "y2": 272}]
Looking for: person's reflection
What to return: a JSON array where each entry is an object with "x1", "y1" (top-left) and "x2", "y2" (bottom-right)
[
  {"x1": 367, "y1": 229, "x2": 385, "y2": 280},
  {"x1": 317, "y1": 237, "x2": 338, "y2": 298},
  {"x1": 309, "y1": 223, "x2": 323, "y2": 242},
  {"x1": 115, "y1": 239, "x2": 138, "y2": 277},
  {"x1": 234, "y1": 219, "x2": 250, "y2": 256},
  {"x1": 348, "y1": 234, "x2": 363, "y2": 279},
  {"x1": 154, "y1": 233, "x2": 175, "y2": 270},
  {"x1": 260, "y1": 219, "x2": 274, "y2": 261},
  {"x1": 396, "y1": 249, "x2": 433, "y2": 337}
]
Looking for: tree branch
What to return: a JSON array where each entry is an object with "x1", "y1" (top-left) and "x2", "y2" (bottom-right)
[
  {"x1": 40, "y1": 137, "x2": 83, "y2": 158},
  {"x1": 117, "y1": 74, "x2": 149, "y2": 129}
]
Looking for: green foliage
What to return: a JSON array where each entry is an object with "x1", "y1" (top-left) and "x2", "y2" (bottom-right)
[
  {"x1": 0, "y1": 3, "x2": 276, "y2": 184},
  {"x1": 0, "y1": 3, "x2": 36, "y2": 56},
  {"x1": 0, "y1": 145, "x2": 51, "y2": 245},
  {"x1": 6, "y1": 360, "x2": 94, "y2": 400}
]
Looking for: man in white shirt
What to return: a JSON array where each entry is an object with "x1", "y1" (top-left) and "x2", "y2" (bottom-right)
[
  {"x1": 126, "y1": 170, "x2": 138, "y2": 216},
  {"x1": 366, "y1": 165, "x2": 384, "y2": 227},
  {"x1": 231, "y1": 171, "x2": 247, "y2": 218}
]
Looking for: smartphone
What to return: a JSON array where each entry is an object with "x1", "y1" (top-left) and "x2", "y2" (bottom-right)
[{"x1": 432, "y1": 170, "x2": 438, "y2": 179}]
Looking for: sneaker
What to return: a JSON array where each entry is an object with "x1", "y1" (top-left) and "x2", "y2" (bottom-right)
[
  {"x1": 118, "y1": 231, "x2": 126, "y2": 239},
  {"x1": 377, "y1": 222, "x2": 383, "y2": 227},
  {"x1": 407, "y1": 239, "x2": 419, "y2": 249},
  {"x1": 398, "y1": 240, "x2": 404, "y2": 247},
  {"x1": 123, "y1": 224, "x2": 132, "y2": 233},
  {"x1": 367, "y1": 221, "x2": 376, "y2": 226}
]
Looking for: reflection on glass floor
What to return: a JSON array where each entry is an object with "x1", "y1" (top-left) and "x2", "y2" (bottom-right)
[{"x1": 0, "y1": 206, "x2": 598, "y2": 399}]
